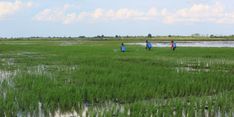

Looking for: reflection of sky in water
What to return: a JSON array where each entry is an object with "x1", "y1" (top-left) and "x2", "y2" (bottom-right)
[{"x1": 127, "y1": 41, "x2": 234, "y2": 47}]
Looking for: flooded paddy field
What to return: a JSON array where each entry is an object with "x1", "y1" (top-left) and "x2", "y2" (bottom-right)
[
  {"x1": 0, "y1": 40, "x2": 234, "y2": 116},
  {"x1": 127, "y1": 41, "x2": 234, "y2": 48}
]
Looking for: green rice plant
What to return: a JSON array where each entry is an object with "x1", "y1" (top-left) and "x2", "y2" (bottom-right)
[{"x1": 0, "y1": 40, "x2": 234, "y2": 115}]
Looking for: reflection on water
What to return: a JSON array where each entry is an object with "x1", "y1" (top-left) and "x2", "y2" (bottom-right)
[
  {"x1": 127, "y1": 41, "x2": 234, "y2": 47},
  {"x1": 0, "y1": 70, "x2": 17, "y2": 84}
]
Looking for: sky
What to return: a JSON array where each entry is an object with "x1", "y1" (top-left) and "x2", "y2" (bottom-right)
[{"x1": 0, "y1": 0, "x2": 234, "y2": 37}]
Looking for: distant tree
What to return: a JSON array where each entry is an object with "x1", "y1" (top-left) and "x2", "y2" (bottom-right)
[
  {"x1": 191, "y1": 33, "x2": 200, "y2": 37},
  {"x1": 79, "y1": 36, "x2": 86, "y2": 38},
  {"x1": 168, "y1": 35, "x2": 172, "y2": 37},
  {"x1": 148, "y1": 33, "x2": 152, "y2": 38},
  {"x1": 210, "y1": 34, "x2": 215, "y2": 38},
  {"x1": 101, "y1": 35, "x2": 104, "y2": 38}
]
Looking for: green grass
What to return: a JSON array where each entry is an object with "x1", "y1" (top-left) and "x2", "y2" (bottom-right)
[{"x1": 0, "y1": 40, "x2": 234, "y2": 116}]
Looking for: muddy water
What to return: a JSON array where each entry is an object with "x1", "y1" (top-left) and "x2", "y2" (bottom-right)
[{"x1": 127, "y1": 41, "x2": 234, "y2": 48}]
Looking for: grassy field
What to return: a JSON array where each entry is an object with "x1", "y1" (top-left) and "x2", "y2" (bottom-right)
[{"x1": 0, "y1": 40, "x2": 234, "y2": 116}]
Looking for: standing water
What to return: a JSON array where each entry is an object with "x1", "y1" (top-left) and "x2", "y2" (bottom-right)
[{"x1": 126, "y1": 41, "x2": 234, "y2": 48}]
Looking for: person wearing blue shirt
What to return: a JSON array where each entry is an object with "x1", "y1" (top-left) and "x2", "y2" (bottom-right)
[
  {"x1": 145, "y1": 40, "x2": 152, "y2": 50},
  {"x1": 120, "y1": 43, "x2": 126, "y2": 52},
  {"x1": 172, "y1": 41, "x2": 176, "y2": 51}
]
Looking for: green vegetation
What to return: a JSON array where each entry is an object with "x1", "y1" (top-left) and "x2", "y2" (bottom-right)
[
  {"x1": 1, "y1": 35, "x2": 234, "y2": 41},
  {"x1": 0, "y1": 40, "x2": 234, "y2": 116}
]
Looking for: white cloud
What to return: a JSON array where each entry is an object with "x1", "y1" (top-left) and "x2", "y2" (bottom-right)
[
  {"x1": 161, "y1": 2, "x2": 234, "y2": 24},
  {"x1": 33, "y1": 2, "x2": 234, "y2": 25},
  {"x1": 34, "y1": 6, "x2": 158, "y2": 24},
  {"x1": 0, "y1": 0, "x2": 33, "y2": 19},
  {"x1": 89, "y1": 8, "x2": 157, "y2": 20},
  {"x1": 34, "y1": 5, "x2": 81, "y2": 24}
]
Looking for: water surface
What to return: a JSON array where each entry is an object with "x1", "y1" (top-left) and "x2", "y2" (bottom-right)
[{"x1": 127, "y1": 41, "x2": 234, "y2": 47}]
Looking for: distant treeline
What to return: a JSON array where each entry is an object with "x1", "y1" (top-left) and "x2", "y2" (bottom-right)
[{"x1": 1, "y1": 34, "x2": 234, "y2": 41}]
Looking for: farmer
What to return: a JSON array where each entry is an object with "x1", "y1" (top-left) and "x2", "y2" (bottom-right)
[
  {"x1": 171, "y1": 40, "x2": 176, "y2": 51},
  {"x1": 145, "y1": 40, "x2": 152, "y2": 50},
  {"x1": 120, "y1": 43, "x2": 126, "y2": 52}
]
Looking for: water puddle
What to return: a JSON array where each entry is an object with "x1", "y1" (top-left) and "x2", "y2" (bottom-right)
[
  {"x1": 59, "y1": 41, "x2": 80, "y2": 46},
  {"x1": 0, "y1": 42, "x2": 37, "y2": 45},
  {"x1": 54, "y1": 110, "x2": 79, "y2": 117},
  {"x1": 29, "y1": 64, "x2": 78, "y2": 72},
  {"x1": 1, "y1": 58, "x2": 15, "y2": 66},
  {"x1": 3, "y1": 100, "x2": 234, "y2": 117},
  {"x1": 25, "y1": 64, "x2": 79, "y2": 79},
  {"x1": 127, "y1": 41, "x2": 234, "y2": 48},
  {"x1": 0, "y1": 70, "x2": 17, "y2": 83},
  {"x1": 17, "y1": 52, "x2": 39, "y2": 56},
  {"x1": 176, "y1": 67, "x2": 210, "y2": 73}
]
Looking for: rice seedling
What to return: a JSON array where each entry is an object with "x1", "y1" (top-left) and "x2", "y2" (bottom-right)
[{"x1": 0, "y1": 40, "x2": 233, "y2": 116}]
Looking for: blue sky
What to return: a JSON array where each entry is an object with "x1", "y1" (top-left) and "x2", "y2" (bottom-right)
[{"x1": 0, "y1": 0, "x2": 234, "y2": 37}]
